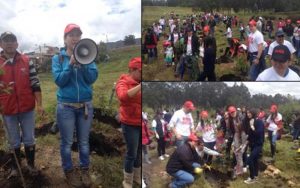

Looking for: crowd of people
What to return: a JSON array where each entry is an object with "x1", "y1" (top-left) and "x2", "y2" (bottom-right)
[
  {"x1": 143, "y1": 11, "x2": 300, "y2": 81},
  {"x1": 142, "y1": 101, "x2": 300, "y2": 187}
]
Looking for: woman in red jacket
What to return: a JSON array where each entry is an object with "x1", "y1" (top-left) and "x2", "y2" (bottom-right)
[{"x1": 116, "y1": 57, "x2": 141, "y2": 188}]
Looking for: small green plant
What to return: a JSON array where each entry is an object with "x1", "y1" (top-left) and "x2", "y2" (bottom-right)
[{"x1": 235, "y1": 55, "x2": 249, "y2": 76}]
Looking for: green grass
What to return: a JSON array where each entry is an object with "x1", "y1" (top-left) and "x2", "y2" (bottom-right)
[
  {"x1": 142, "y1": 6, "x2": 300, "y2": 81},
  {"x1": 146, "y1": 135, "x2": 300, "y2": 188}
]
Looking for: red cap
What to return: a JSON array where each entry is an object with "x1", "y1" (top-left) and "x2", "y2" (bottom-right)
[
  {"x1": 163, "y1": 40, "x2": 171, "y2": 47},
  {"x1": 287, "y1": 19, "x2": 291, "y2": 24},
  {"x1": 188, "y1": 133, "x2": 199, "y2": 142},
  {"x1": 228, "y1": 106, "x2": 237, "y2": 113},
  {"x1": 64, "y1": 23, "x2": 82, "y2": 35},
  {"x1": 184, "y1": 101, "x2": 196, "y2": 110},
  {"x1": 203, "y1": 25, "x2": 210, "y2": 32},
  {"x1": 200, "y1": 110, "x2": 209, "y2": 118},
  {"x1": 249, "y1": 19, "x2": 257, "y2": 26},
  {"x1": 270, "y1": 105, "x2": 278, "y2": 113},
  {"x1": 128, "y1": 57, "x2": 141, "y2": 71}
]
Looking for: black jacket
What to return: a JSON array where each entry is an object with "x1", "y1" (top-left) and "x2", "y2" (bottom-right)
[
  {"x1": 166, "y1": 142, "x2": 202, "y2": 175},
  {"x1": 184, "y1": 34, "x2": 199, "y2": 56},
  {"x1": 248, "y1": 119, "x2": 265, "y2": 148}
]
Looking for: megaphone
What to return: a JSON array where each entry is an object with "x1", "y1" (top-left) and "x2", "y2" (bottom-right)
[{"x1": 73, "y1": 38, "x2": 98, "y2": 64}]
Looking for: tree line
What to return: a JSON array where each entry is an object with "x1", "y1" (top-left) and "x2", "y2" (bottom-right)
[
  {"x1": 142, "y1": 0, "x2": 300, "y2": 13},
  {"x1": 142, "y1": 82, "x2": 299, "y2": 111}
]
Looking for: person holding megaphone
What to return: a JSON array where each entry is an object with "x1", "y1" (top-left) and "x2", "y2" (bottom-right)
[{"x1": 52, "y1": 23, "x2": 98, "y2": 188}]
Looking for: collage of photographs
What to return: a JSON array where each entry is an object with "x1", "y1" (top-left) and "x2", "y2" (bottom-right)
[{"x1": 0, "y1": 0, "x2": 299, "y2": 188}]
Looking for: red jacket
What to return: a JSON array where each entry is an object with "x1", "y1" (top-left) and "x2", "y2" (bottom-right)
[
  {"x1": 142, "y1": 120, "x2": 150, "y2": 145},
  {"x1": 116, "y1": 74, "x2": 141, "y2": 126},
  {"x1": 0, "y1": 53, "x2": 35, "y2": 115}
]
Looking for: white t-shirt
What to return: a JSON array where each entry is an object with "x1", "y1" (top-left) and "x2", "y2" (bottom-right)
[
  {"x1": 169, "y1": 109, "x2": 194, "y2": 137},
  {"x1": 169, "y1": 19, "x2": 174, "y2": 27},
  {"x1": 173, "y1": 33, "x2": 179, "y2": 44},
  {"x1": 170, "y1": 24, "x2": 176, "y2": 33},
  {"x1": 256, "y1": 67, "x2": 300, "y2": 81},
  {"x1": 248, "y1": 30, "x2": 264, "y2": 53},
  {"x1": 266, "y1": 113, "x2": 282, "y2": 131},
  {"x1": 197, "y1": 122, "x2": 216, "y2": 143},
  {"x1": 186, "y1": 36, "x2": 192, "y2": 55},
  {"x1": 159, "y1": 18, "x2": 165, "y2": 26},
  {"x1": 226, "y1": 27, "x2": 232, "y2": 38},
  {"x1": 294, "y1": 27, "x2": 300, "y2": 40},
  {"x1": 268, "y1": 40, "x2": 296, "y2": 56}
]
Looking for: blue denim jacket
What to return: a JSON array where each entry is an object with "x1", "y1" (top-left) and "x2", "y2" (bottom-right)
[{"x1": 52, "y1": 49, "x2": 98, "y2": 103}]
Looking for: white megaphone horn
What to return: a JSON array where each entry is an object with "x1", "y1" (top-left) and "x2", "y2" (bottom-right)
[{"x1": 73, "y1": 38, "x2": 99, "y2": 64}]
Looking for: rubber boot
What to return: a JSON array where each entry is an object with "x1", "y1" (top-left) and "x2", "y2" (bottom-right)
[
  {"x1": 25, "y1": 145, "x2": 38, "y2": 175},
  {"x1": 122, "y1": 170, "x2": 133, "y2": 188},
  {"x1": 133, "y1": 167, "x2": 141, "y2": 185}
]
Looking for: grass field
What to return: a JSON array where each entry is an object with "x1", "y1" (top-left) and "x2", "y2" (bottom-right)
[
  {"x1": 144, "y1": 129, "x2": 300, "y2": 188},
  {"x1": 0, "y1": 45, "x2": 140, "y2": 187},
  {"x1": 142, "y1": 6, "x2": 300, "y2": 81}
]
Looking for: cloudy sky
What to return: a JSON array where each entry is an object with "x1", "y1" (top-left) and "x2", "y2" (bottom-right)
[
  {"x1": 225, "y1": 82, "x2": 300, "y2": 99},
  {"x1": 0, "y1": 0, "x2": 141, "y2": 52}
]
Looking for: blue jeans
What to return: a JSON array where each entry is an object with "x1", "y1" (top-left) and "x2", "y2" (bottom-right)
[
  {"x1": 294, "y1": 39, "x2": 300, "y2": 58},
  {"x1": 293, "y1": 126, "x2": 300, "y2": 140},
  {"x1": 170, "y1": 163, "x2": 200, "y2": 188},
  {"x1": 176, "y1": 136, "x2": 189, "y2": 148},
  {"x1": 268, "y1": 130, "x2": 277, "y2": 157},
  {"x1": 122, "y1": 124, "x2": 141, "y2": 173},
  {"x1": 249, "y1": 52, "x2": 264, "y2": 81},
  {"x1": 3, "y1": 110, "x2": 35, "y2": 149},
  {"x1": 57, "y1": 101, "x2": 93, "y2": 171},
  {"x1": 247, "y1": 145, "x2": 262, "y2": 179}
]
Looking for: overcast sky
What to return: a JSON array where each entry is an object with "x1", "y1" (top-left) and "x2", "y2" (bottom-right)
[
  {"x1": 225, "y1": 82, "x2": 300, "y2": 99},
  {"x1": 0, "y1": 0, "x2": 141, "y2": 52}
]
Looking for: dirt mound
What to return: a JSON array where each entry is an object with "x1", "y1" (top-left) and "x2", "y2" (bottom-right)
[{"x1": 93, "y1": 108, "x2": 120, "y2": 128}]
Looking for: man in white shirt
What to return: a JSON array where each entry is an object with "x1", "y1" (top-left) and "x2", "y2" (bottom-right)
[
  {"x1": 169, "y1": 101, "x2": 196, "y2": 147},
  {"x1": 268, "y1": 30, "x2": 295, "y2": 62},
  {"x1": 247, "y1": 19, "x2": 265, "y2": 80},
  {"x1": 256, "y1": 45, "x2": 300, "y2": 81},
  {"x1": 159, "y1": 16, "x2": 166, "y2": 31}
]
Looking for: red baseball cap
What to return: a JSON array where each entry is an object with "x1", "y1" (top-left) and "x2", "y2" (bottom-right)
[
  {"x1": 128, "y1": 57, "x2": 141, "y2": 71},
  {"x1": 188, "y1": 133, "x2": 199, "y2": 142},
  {"x1": 228, "y1": 106, "x2": 237, "y2": 113},
  {"x1": 64, "y1": 23, "x2": 82, "y2": 35},
  {"x1": 203, "y1": 25, "x2": 210, "y2": 32},
  {"x1": 249, "y1": 19, "x2": 257, "y2": 26},
  {"x1": 183, "y1": 101, "x2": 196, "y2": 110},
  {"x1": 200, "y1": 110, "x2": 209, "y2": 118},
  {"x1": 270, "y1": 105, "x2": 278, "y2": 113}
]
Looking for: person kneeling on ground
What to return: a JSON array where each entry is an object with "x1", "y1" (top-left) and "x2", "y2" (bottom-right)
[{"x1": 166, "y1": 133, "x2": 203, "y2": 188}]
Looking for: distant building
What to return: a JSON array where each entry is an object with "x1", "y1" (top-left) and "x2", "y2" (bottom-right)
[{"x1": 25, "y1": 45, "x2": 59, "y2": 73}]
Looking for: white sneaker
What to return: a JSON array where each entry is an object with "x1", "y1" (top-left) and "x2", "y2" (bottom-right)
[
  {"x1": 159, "y1": 156, "x2": 165, "y2": 161},
  {"x1": 164, "y1": 154, "x2": 170, "y2": 158},
  {"x1": 244, "y1": 177, "x2": 257, "y2": 184}
]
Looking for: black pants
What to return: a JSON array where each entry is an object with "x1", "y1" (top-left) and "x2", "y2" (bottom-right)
[
  {"x1": 247, "y1": 145, "x2": 262, "y2": 179},
  {"x1": 198, "y1": 66, "x2": 216, "y2": 81},
  {"x1": 157, "y1": 137, "x2": 166, "y2": 157}
]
